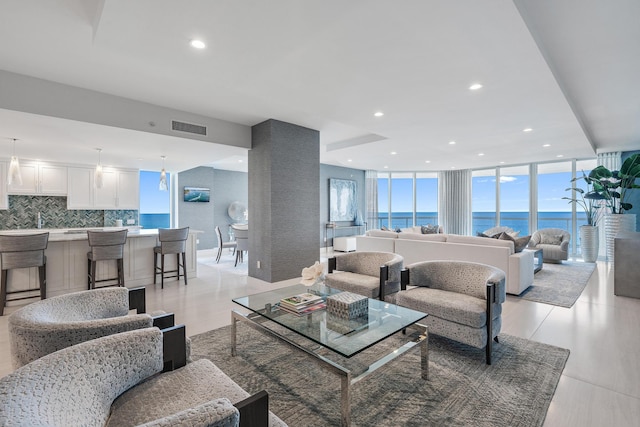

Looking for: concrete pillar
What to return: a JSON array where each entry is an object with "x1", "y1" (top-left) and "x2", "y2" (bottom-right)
[{"x1": 248, "y1": 119, "x2": 320, "y2": 282}]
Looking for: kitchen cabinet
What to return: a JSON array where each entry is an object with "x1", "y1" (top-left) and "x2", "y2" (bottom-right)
[
  {"x1": 0, "y1": 162, "x2": 7, "y2": 209},
  {"x1": 7, "y1": 162, "x2": 67, "y2": 195},
  {"x1": 67, "y1": 167, "x2": 139, "y2": 210}
]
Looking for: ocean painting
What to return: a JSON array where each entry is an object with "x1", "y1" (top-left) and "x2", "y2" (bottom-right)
[{"x1": 184, "y1": 187, "x2": 210, "y2": 203}]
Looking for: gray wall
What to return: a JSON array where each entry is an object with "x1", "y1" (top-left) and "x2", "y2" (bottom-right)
[
  {"x1": 177, "y1": 167, "x2": 215, "y2": 248},
  {"x1": 177, "y1": 166, "x2": 248, "y2": 249},
  {"x1": 249, "y1": 119, "x2": 320, "y2": 282},
  {"x1": 320, "y1": 164, "x2": 366, "y2": 246}
]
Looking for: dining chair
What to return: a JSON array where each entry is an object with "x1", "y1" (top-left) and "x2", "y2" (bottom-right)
[
  {"x1": 215, "y1": 226, "x2": 237, "y2": 263},
  {"x1": 87, "y1": 229, "x2": 128, "y2": 290},
  {"x1": 230, "y1": 225, "x2": 248, "y2": 267}
]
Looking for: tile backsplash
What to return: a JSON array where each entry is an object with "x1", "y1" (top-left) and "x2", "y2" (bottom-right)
[{"x1": 0, "y1": 196, "x2": 138, "y2": 230}]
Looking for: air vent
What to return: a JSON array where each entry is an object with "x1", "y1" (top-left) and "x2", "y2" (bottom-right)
[{"x1": 171, "y1": 120, "x2": 207, "y2": 136}]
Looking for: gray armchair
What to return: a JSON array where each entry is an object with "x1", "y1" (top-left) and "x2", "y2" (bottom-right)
[
  {"x1": 8, "y1": 287, "x2": 178, "y2": 368},
  {"x1": 0, "y1": 327, "x2": 283, "y2": 427},
  {"x1": 397, "y1": 260, "x2": 506, "y2": 364},
  {"x1": 326, "y1": 251, "x2": 403, "y2": 300},
  {"x1": 529, "y1": 228, "x2": 570, "y2": 263}
]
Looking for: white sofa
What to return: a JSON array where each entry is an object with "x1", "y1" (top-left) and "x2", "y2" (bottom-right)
[{"x1": 356, "y1": 230, "x2": 534, "y2": 295}]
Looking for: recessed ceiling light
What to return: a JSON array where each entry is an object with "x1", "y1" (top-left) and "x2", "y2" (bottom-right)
[
  {"x1": 347, "y1": 159, "x2": 352, "y2": 162},
  {"x1": 451, "y1": 166, "x2": 456, "y2": 169},
  {"x1": 425, "y1": 160, "x2": 431, "y2": 163},
  {"x1": 499, "y1": 161, "x2": 505, "y2": 164},
  {"x1": 238, "y1": 159, "x2": 243, "y2": 163},
  {"x1": 383, "y1": 165, "x2": 389, "y2": 169},
  {"x1": 523, "y1": 128, "x2": 533, "y2": 132},
  {"x1": 478, "y1": 153, "x2": 485, "y2": 156},
  {"x1": 543, "y1": 144, "x2": 551, "y2": 147},
  {"x1": 374, "y1": 112, "x2": 384, "y2": 117},
  {"x1": 190, "y1": 39, "x2": 206, "y2": 49},
  {"x1": 469, "y1": 83, "x2": 483, "y2": 91},
  {"x1": 557, "y1": 154, "x2": 564, "y2": 158},
  {"x1": 390, "y1": 151, "x2": 397, "y2": 155},
  {"x1": 448, "y1": 141, "x2": 456, "y2": 145}
]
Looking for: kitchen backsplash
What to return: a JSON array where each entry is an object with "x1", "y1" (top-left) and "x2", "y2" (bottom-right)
[{"x1": 0, "y1": 196, "x2": 138, "y2": 230}]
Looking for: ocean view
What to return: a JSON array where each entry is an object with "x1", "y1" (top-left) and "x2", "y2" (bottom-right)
[
  {"x1": 377, "y1": 211, "x2": 587, "y2": 235},
  {"x1": 140, "y1": 213, "x2": 170, "y2": 229}
]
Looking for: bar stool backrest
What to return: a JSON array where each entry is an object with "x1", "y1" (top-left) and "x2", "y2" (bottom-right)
[
  {"x1": 157, "y1": 228, "x2": 189, "y2": 254},
  {"x1": 0, "y1": 233, "x2": 49, "y2": 269},
  {"x1": 87, "y1": 230, "x2": 128, "y2": 261}
]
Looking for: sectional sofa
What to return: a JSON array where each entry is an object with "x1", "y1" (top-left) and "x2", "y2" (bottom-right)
[{"x1": 356, "y1": 228, "x2": 534, "y2": 295}]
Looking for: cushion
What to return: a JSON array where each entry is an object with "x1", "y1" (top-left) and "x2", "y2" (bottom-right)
[
  {"x1": 381, "y1": 225, "x2": 390, "y2": 231},
  {"x1": 366, "y1": 229, "x2": 399, "y2": 238},
  {"x1": 498, "y1": 232, "x2": 531, "y2": 253},
  {"x1": 420, "y1": 224, "x2": 440, "y2": 234},
  {"x1": 540, "y1": 234, "x2": 563, "y2": 245},
  {"x1": 397, "y1": 232, "x2": 448, "y2": 242},
  {"x1": 476, "y1": 232, "x2": 501, "y2": 239}
]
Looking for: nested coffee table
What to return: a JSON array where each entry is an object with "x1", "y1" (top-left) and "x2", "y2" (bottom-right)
[{"x1": 232, "y1": 283, "x2": 428, "y2": 427}]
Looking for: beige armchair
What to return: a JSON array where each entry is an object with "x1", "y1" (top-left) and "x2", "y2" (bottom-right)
[
  {"x1": 396, "y1": 260, "x2": 506, "y2": 364},
  {"x1": 529, "y1": 228, "x2": 570, "y2": 263},
  {"x1": 326, "y1": 251, "x2": 403, "y2": 300}
]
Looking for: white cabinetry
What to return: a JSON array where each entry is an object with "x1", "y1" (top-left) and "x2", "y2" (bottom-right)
[
  {"x1": 0, "y1": 162, "x2": 7, "y2": 209},
  {"x1": 7, "y1": 162, "x2": 67, "y2": 195},
  {"x1": 67, "y1": 167, "x2": 139, "y2": 210}
]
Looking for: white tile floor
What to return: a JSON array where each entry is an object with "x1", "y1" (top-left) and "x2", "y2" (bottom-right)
[{"x1": 1, "y1": 249, "x2": 639, "y2": 426}]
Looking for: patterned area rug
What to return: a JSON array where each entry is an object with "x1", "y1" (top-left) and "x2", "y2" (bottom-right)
[
  {"x1": 190, "y1": 324, "x2": 569, "y2": 427},
  {"x1": 519, "y1": 261, "x2": 597, "y2": 308}
]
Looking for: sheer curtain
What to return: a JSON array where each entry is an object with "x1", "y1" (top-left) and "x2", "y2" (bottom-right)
[
  {"x1": 438, "y1": 169, "x2": 472, "y2": 235},
  {"x1": 365, "y1": 170, "x2": 378, "y2": 231}
]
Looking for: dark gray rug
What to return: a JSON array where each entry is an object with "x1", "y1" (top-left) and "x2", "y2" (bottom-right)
[
  {"x1": 519, "y1": 261, "x2": 597, "y2": 308},
  {"x1": 190, "y1": 323, "x2": 569, "y2": 427}
]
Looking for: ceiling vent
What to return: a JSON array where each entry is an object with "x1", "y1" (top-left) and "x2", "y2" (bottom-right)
[{"x1": 171, "y1": 120, "x2": 207, "y2": 136}]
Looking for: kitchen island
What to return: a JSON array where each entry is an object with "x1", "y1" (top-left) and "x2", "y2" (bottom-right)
[{"x1": 1, "y1": 227, "x2": 201, "y2": 305}]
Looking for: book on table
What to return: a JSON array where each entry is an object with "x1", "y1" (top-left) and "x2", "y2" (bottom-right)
[{"x1": 279, "y1": 292, "x2": 325, "y2": 315}]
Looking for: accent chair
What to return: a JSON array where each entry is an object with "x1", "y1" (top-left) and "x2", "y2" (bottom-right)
[{"x1": 528, "y1": 228, "x2": 570, "y2": 263}]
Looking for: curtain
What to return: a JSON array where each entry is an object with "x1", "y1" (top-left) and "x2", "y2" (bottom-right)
[
  {"x1": 364, "y1": 170, "x2": 378, "y2": 230},
  {"x1": 438, "y1": 169, "x2": 472, "y2": 235}
]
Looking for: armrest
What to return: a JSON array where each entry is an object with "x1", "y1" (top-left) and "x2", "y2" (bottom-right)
[
  {"x1": 162, "y1": 324, "x2": 187, "y2": 372},
  {"x1": 153, "y1": 312, "x2": 175, "y2": 330},
  {"x1": 560, "y1": 239, "x2": 570, "y2": 251},
  {"x1": 328, "y1": 256, "x2": 337, "y2": 273},
  {"x1": 139, "y1": 398, "x2": 240, "y2": 427},
  {"x1": 235, "y1": 390, "x2": 269, "y2": 427},
  {"x1": 400, "y1": 268, "x2": 409, "y2": 291},
  {"x1": 128, "y1": 286, "x2": 146, "y2": 313},
  {"x1": 379, "y1": 264, "x2": 389, "y2": 300}
]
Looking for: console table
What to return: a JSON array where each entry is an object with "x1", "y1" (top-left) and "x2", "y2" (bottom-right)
[{"x1": 325, "y1": 223, "x2": 367, "y2": 252}]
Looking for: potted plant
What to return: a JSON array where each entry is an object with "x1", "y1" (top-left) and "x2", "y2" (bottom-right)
[
  {"x1": 564, "y1": 171, "x2": 601, "y2": 262},
  {"x1": 585, "y1": 153, "x2": 640, "y2": 260}
]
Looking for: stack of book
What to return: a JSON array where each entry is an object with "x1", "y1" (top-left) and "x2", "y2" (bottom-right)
[{"x1": 279, "y1": 292, "x2": 326, "y2": 316}]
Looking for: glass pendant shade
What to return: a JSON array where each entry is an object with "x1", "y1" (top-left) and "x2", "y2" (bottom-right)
[
  {"x1": 159, "y1": 156, "x2": 168, "y2": 191},
  {"x1": 7, "y1": 139, "x2": 22, "y2": 186},
  {"x1": 95, "y1": 149, "x2": 103, "y2": 189}
]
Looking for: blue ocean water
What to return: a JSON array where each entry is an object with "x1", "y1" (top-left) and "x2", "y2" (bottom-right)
[
  {"x1": 377, "y1": 212, "x2": 587, "y2": 235},
  {"x1": 140, "y1": 213, "x2": 170, "y2": 229}
]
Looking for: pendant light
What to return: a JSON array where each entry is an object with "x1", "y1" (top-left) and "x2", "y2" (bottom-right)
[
  {"x1": 8, "y1": 138, "x2": 22, "y2": 186},
  {"x1": 159, "y1": 156, "x2": 168, "y2": 191},
  {"x1": 94, "y1": 148, "x2": 103, "y2": 189}
]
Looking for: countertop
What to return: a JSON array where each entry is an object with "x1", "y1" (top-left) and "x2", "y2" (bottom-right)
[{"x1": 0, "y1": 227, "x2": 202, "y2": 242}]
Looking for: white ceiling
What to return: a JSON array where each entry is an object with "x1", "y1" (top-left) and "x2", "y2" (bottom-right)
[{"x1": 0, "y1": 0, "x2": 638, "y2": 174}]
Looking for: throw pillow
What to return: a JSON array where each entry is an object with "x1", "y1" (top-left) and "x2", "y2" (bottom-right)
[
  {"x1": 381, "y1": 225, "x2": 389, "y2": 231},
  {"x1": 498, "y1": 232, "x2": 531, "y2": 253},
  {"x1": 420, "y1": 224, "x2": 440, "y2": 234},
  {"x1": 476, "y1": 232, "x2": 491, "y2": 238},
  {"x1": 540, "y1": 234, "x2": 563, "y2": 245},
  {"x1": 395, "y1": 228, "x2": 402, "y2": 233}
]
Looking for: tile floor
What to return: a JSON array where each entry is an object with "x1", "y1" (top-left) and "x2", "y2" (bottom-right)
[{"x1": 1, "y1": 249, "x2": 639, "y2": 426}]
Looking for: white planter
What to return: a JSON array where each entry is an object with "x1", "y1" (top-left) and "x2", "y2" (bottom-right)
[
  {"x1": 579, "y1": 225, "x2": 599, "y2": 263},
  {"x1": 604, "y1": 214, "x2": 636, "y2": 261}
]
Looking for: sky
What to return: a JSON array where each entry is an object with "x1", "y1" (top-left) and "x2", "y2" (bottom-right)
[{"x1": 139, "y1": 170, "x2": 170, "y2": 213}]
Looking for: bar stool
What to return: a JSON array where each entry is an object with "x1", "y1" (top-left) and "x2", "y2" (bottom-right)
[
  {"x1": 87, "y1": 229, "x2": 128, "y2": 290},
  {"x1": 0, "y1": 233, "x2": 49, "y2": 316},
  {"x1": 154, "y1": 227, "x2": 189, "y2": 288}
]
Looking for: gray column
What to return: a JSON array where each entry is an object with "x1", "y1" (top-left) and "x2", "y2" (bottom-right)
[{"x1": 249, "y1": 119, "x2": 320, "y2": 282}]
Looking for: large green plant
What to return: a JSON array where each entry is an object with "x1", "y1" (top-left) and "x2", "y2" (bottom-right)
[
  {"x1": 563, "y1": 170, "x2": 601, "y2": 226},
  {"x1": 585, "y1": 153, "x2": 640, "y2": 214}
]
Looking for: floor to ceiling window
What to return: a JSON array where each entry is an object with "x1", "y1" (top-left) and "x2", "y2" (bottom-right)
[
  {"x1": 416, "y1": 172, "x2": 438, "y2": 226},
  {"x1": 139, "y1": 170, "x2": 171, "y2": 229},
  {"x1": 537, "y1": 161, "x2": 573, "y2": 231},
  {"x1": 499, "y1": 165, "x2": 530, "y2": 236},
  {"x1": 377, "y1": 173, "x2": 389, "y2": 228},
  {"x1": 472, "y1": 169, "x2": 497, "y2": 233},
  {"x1": 390, "y1": 173, "x2": 413, "y2": 230}
]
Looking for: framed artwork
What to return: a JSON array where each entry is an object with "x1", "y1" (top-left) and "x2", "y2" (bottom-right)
[{"x1": 329, "y1": 178, "x2": 357, "y2": 221}]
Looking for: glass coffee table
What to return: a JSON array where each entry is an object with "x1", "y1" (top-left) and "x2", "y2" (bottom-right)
[{"x1": 232, "y1": 283, "x2": 428, "y2": 427}]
